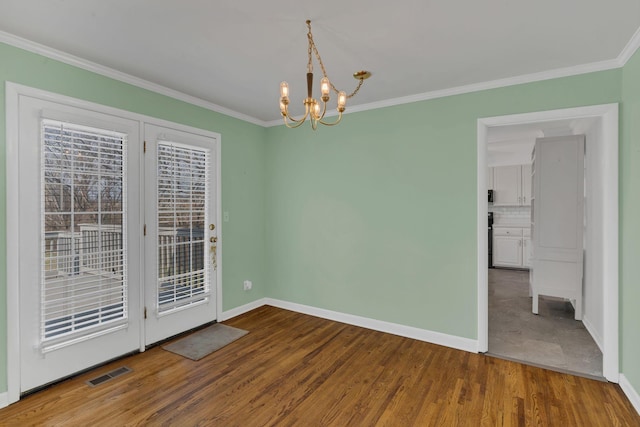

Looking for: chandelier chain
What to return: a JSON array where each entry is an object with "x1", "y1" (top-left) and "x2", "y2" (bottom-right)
[{"x1": 307, "y1": 22, "x2": 364, "y2": 99}]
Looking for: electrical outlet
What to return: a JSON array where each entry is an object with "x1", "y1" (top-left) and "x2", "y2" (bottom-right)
[{"x1": 243, "y1": 280, "x2": 252, "y2": 291}]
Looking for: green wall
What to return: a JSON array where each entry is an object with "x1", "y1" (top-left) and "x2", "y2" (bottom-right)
[
  {"x1": 0, "y1": 42, "x2": 267, "y2": 393},
  {"x1": 2, "y1": 35, "x2": 640, "y2": 403},
  {"x1": 621, "y1": 47, "x2": 640, "y2": 393},
  {"x1": 265, "y1": 71, "x2": 621, "y2": 339}
]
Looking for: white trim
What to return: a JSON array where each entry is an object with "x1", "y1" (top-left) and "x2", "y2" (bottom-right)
[
  {"x1": 5, "y1": 81, "x2": 224, "y2": 403},
  {"x1": 477, "y1": 122, "x2": 489, "y2": 353},
  {"x1": 0, "y1": 30, "x2": 266, "y2": 127},
  {"x1": 620, "y1": 374, "x2": 640, "y2": 416},
  {"x1": 582, "y1": 315, "x2": 604, "y2": 352},
  {"x1": 617, "y1": 26, "x2": 640, "y2": 66},
  {"x1": 265, "y1": 299, "x2": 478, "y2": 353},
  {"x1": 477, "y1": 103, "x2": 619, "y2": 383},
  {"x1": 220, "y1": 298, "x2": 268, "y2": 322},
  {"x1": 6, "y1": 82, "x2": 21, "y2": 405},
  {"x1": 215, "y1": 134, "x2": 223, "y2": 324},
  {"x1": 0, "y1": 392, "x2": 8, "y2": 409}
]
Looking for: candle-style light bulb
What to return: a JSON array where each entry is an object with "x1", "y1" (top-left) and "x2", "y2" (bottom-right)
[
  {"x1": 320, "y1": 77, "x2": 330, "y2": 98},
  {"x1": 337, "y1": 91, "x2": 347, "y2": 112},
  {"x1": 280, "y1": 81, "x2": 289, "y2": 99}
]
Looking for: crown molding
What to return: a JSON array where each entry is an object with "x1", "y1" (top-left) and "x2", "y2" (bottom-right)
[
  {"x1": 617, "y1": 25, "x2": 640, "y2": 67},
  {"x1": 0, "y1": 30, "x2": 268, "y2": 127}
]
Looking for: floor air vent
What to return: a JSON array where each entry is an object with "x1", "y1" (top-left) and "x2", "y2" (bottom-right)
[{"x1": 86, "y1": 366, "x2": 132, "y2": 387}]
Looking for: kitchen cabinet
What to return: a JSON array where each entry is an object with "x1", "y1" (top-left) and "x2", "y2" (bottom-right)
[
  {"x1": 492, "y1": 164, "x2": 531, "y2": 206},
  {"x1": 493, "y1": 226, "x2": 530, "y2": 269}
]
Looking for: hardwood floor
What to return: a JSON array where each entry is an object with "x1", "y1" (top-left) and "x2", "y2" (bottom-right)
[{"x1": 1, "y1": 305, "x2": 638, "y2": 426}]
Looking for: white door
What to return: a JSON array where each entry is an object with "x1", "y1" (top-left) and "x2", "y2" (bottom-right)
[
  {"x1": 17, "y1": 96, "x2": 142, "y2": 393},
  {"x1": 143, "y1": 124, "x2": 219, "y2": 345}
]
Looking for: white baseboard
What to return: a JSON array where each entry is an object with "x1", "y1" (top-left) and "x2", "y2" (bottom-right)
[
  {"x1": 220, "y1": 298, "x2": 268, "y2": 321},
  {"x1": 582, "y1": 314, "x2": 604, "y2": 352},
  {"x1": 620, "y1": 374, "x2": 640, "y2": 416},
  {"x1": 264, "y1": 298, "x2": 479, "y2": 353},
  {"x1": 0, "y1": 391, "x2": 8, "y2": 409}
]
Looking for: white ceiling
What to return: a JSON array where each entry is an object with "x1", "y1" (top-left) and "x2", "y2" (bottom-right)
[{"x1": 1, "y1": 1, "x2": 639, "y2": 123}]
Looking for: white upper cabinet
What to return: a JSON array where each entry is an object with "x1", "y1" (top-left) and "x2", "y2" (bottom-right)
[{"x1": 492, "y1": 164, "x2": 532, "y2": 206}]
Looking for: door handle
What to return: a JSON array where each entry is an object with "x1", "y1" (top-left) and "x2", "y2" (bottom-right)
[{"x1": 210, "y1": 237, "x2": 217, "y2": 243}]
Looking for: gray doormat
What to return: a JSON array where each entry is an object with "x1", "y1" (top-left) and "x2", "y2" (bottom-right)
[{"x1": 162, "y1": 323, "x2": 248, "y2": 361}]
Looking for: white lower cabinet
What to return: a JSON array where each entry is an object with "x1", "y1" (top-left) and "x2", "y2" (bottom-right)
[
  {"x1": 493, "y1": 226, "x2": 530, "y2": 269},
  {"x1": 523, "y1": 230, "x2": 533, "y2": 268}
]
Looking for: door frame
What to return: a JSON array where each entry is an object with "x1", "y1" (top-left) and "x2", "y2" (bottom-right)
[
  {"x1": 476, "y1": 103, "x2": 619, "y2": 382},
  {"x1": 5, "y1": 82, "x2": 223, "y2": 404}
]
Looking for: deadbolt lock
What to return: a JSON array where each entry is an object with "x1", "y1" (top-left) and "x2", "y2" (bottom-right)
[{"x1": 209, "y1": 224, "x2": 215, "y2": 230}]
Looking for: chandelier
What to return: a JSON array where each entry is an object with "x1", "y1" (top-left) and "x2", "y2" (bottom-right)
[{"x1": 279, "y1": 20, "x2": 371, "y2": 130}]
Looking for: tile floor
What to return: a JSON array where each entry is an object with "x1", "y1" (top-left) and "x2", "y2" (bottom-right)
[{"x1": 488, "y1": 268, "x2": 603, "y2": 379}]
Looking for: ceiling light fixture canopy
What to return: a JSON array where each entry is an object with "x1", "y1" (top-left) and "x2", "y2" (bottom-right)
[{"x1": 279, "y1": 20, "x2": 371, "y2": 130}]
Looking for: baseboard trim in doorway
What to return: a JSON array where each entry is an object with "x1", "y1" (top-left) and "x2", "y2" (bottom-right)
[
  {"x1": 582, "y1": 314, "x2": 604, "y2": 352},
  {"x1": 265, "y1": 298, "x2": 478, "y2": 353},
  {"x1": 620, "y1": 374, "x2": 640, "y2": 416},
  {"x1": 485, "y1": 352, "x2": 606, "y2": 382},
  {"x1": 0, "y1": 391, "x2": 8, "y2": 409}
]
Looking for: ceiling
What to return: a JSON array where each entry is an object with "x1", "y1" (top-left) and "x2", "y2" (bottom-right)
[{"x1": 1, "y1": 1, "x2": 639, "y2": 124}]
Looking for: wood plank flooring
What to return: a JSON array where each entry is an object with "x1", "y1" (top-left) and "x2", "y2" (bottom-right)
[{"x1": 1, "y1": 305, "x2": 638, "y2": 426}]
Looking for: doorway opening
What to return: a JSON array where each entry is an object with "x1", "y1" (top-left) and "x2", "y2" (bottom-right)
[{"x1": 476, "y1": 104, "x2": 619, "y2": 382}]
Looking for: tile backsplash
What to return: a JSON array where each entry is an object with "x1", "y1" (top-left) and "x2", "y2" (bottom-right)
[{"x1": 490, "y1": 204, "x2": 531, "y2": 224}]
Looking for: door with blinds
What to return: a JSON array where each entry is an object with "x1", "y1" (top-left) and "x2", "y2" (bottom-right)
[
  {"x1": 143, "y1": 124, "x2": 219, "y2": 345},
  {"x1": 17, "y1": 96, "x2": 142, "y2": 393}
]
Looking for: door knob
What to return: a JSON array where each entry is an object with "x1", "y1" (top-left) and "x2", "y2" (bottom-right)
[{"x1": 210, "y1": 237, "x2": 217, "y2": 243}]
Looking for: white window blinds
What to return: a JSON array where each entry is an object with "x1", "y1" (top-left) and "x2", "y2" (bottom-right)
[
  {"x1": 156, "y1": 141, "x2": 210, "y2": 313},
  {"x1": 41, "y1": 119, "x2": 128, "y2": 346}
]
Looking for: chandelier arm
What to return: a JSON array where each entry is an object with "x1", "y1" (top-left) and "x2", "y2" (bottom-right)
[
  {"x1": 317, "y1": 112, "x2": 343, "y2": 126},
  {"x1": 283, "y1": 105, "x2": 311, "y2": 128},
  {"x1": 284, "y1": 114, "x2": 309, "y2": 129},
  {"x1": 318, "y1": 100, "x2": 328, "y2": 120}
]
